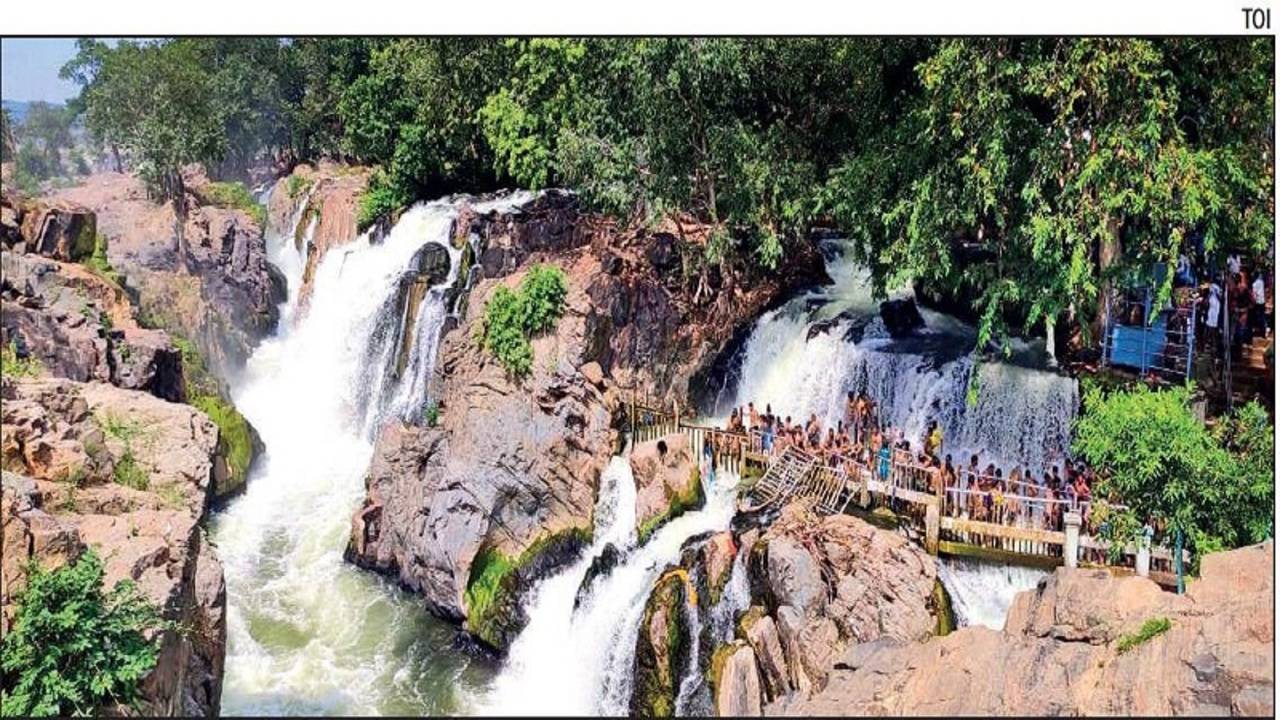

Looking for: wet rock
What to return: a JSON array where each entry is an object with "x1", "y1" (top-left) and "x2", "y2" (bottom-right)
[
  {"x1": 702, "y1": 531, "x2": 737, "y2": 605},
  {"x1": 574, "y1": 542, "x2": 623, "y2": 610},
  {"x1": 632, "y1": 433, "x2": 704, "y2": 544},
  {"x1": 711, "y1": 641, "x2": 763, "y2": 716},
  {"x1": 412, "y1": 242, "x2": 453, "y2": 287},
  {"x1": 631, "y1": 568, "x2": 694, "y2": 717},
  {"x1": 879, "y1": 296, "x2": 925, "y2": 338}
]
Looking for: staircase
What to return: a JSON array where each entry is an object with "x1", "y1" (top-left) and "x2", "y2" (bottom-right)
[{"x1": 738, "y1": 446, "x2": 816, "y2": 513}]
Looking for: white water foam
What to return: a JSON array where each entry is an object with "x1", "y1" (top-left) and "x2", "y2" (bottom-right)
[{"x1": 214, "y1": 191, "x2": 529, "y2": 715}]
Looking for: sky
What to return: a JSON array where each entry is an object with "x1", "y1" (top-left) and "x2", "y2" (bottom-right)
[{"x1": 1, "y1": 38, "x2": 82, "y2": 103}]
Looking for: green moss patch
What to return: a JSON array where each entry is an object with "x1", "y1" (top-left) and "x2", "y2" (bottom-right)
[
  {"x1": 631, "y1": 570, "x2": 691, "y2": 717},
  {"x1": 172, "y1": 335, "x2": 256, "y2": 497},
  {"x1": 637, "y1": 468, "x2": 706, "y2": 545},
  {"x1": 1116, "y1": 617, "x2": 1172, "y2": 654},
  {"x1": 463, "y1": 526, "x2": 592, "y2": 650},
  {"x1": 931, "y1": 579, "x2": 956, "y2": 636}
]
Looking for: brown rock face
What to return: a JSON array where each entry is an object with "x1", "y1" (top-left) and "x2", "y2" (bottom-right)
[
  {"x1": 713, "y1": 642, "x2": 764, "y2": 716},
  {"x1": 54, "y1": 171, "x2": 282, "y2": 379},
  {"x1": 7, "y1": 196, "x2": 97, "y2": 261},
  {"x1": 772, "y1": 541, "x2": 1275, "y2": 717},
  {"x1": 346, "y1": 260, "x2": 614, "y2": 650},
  {"x1": 632, "y1": 432, "x2": 704, "y2": 541},
  {"x1": 1, "y1": 252, "x2": 185, "y2": 401},
  {"x1": 0, "y1": 376, "x2": 227, "y2": 716},
  {"x1": 264, "y1": 163, "x2": 370, "y2": 315}
]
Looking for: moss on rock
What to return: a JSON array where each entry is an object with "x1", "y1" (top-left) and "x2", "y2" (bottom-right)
[
  {"x1": 630, "y1": 568, "x2": 693, "y2": 717},
  {"x1": 932, "y1": 578, "x2": 956, "y2": 636},
  {"x1": 463, "y1": 526, "x2": 592, "y2": 651},
  {"x1": 637, "y1": 467, "x2": 706, "y2": 545}
]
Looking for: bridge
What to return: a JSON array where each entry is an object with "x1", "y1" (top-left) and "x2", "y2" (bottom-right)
[{"x1": 629, "y1": 401, "x2": 1190, "y2": 590}]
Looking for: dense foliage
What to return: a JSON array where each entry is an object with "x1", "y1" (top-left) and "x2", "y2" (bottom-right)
[
  {"x1": 480, "y1": 265, "x2": 569, "y2": 378},
  {"x1": 0, "y1": 550, "x2": 168, "y2": 717},
  {"x1": 61, "y1": 37, "x2": 1273, "y2": 350},
  {"x1": 1073, "y1": 383, "x2": 1274, "y2": 562}
]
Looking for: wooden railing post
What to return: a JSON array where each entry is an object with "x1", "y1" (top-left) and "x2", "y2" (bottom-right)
[{"x1": 924, "y1": 495, "x2": 941, "y2": 555}]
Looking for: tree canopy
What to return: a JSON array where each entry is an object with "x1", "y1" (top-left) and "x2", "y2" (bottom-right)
[
  {"x1": 60, "y1": 37, "x2": 1273, "y2": 349},
  {"x1": 1073, "y1": 383, "x2": 1274, "y2": 562}
]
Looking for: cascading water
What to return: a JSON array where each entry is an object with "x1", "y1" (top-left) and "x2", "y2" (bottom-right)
[
  {"x1": 482, "y1": 455, "x2": 741, "y2": 716},
  {"x1": 710, "y1": 241, "x2": 1079, "y2": 475},
  {"x1": 938, "y1": 558, "x2": 1046, "y2": 629},
  {"x1": 212, "y1": 189, "x2": 529, "y2": 715},
  {"x1": 702, "y1": 240, "x2": 1073, "y2": 632}
]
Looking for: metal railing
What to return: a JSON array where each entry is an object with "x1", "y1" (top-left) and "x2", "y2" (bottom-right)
[{"x1": 1102, "y1": 288, "x2": 1199, "y2": 383}]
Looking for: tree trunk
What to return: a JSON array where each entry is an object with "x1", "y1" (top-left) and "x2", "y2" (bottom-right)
[{"x1": 1093, "y1": 217, "x2": 1123, "y2": 345}]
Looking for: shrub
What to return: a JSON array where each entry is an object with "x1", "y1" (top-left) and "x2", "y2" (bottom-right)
[
  {"x1": 423, "y1": 400, "x2": 440, "y2": 428},
  {"x1": 1073, "y1": 384, "x2": 1274, "y2": 564},
  {"x1": 356, "y1": 175, "x2": 406, "y2": 232},
  {"x1": 197, "y1": 181, "x2": 267, "y2": 229},
  {"x1": 0, "y1": 550, "x2": 168, "y2": 716},
  {"x1": 286, "y1": 174, "x2": 313, "y2": 199},
  {"x1": 1115, "y1": 617, "x2": 1172, "y2": 654},
  {"x1": 1, "y1": 340, "x2": 43, "y2": 378},
  {"x1": 479, "y1": 265, "x2": 568, "y2": 378},
  {"x1": 171, "y1": 336, "x2": 255, "y2": 492}
]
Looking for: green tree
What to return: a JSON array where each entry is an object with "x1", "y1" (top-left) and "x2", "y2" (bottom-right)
[
  {"x1": 1072, "y1": 383, "x2": 1274, "y2": 562},
  {"x1": 0, "y1": 550, "x2": 169, "y2": 717},
  {"x1": 64, "y1": 39, "x2": 225, "y2": 199},
  {"x1": 822, "y1": 38, "x2": 1274, "y2": 357},
  {"x1": 17, "y1": 101, "x2": 74, "y2": 177}
]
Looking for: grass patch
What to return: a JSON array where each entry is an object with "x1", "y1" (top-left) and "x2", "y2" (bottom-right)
[
  {"x1": 154, "y1": 482, "x2": 188, "y2": 511},
  {"x1": 99, "y1": 412, "x2": 152, "y2": 492},
  {"x1": 1116, "y1": 617, "x2": 1172, "y2": 654},
  {"x1": 286, "y1": 174, "x2": 313, "y2": 199},
  {"x1": 479, "y1": 265, "x2": 568, "y2": 379},
  {"x1": 197, "y1": 181, "x2": 267, "y2": 229},
  {"x1": 172, "y1": 336, "x2": 255, "y2": 496},
  {"x1": 1, "y1": 340, "x2": 43, "y2": 378}
]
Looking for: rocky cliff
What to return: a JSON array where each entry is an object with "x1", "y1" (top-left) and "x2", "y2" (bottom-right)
[
  {"x1": 1, "y1": 377, "x2": 227, "y2": 716},
  {"x1": 347, "y1": 192, "x2": 824, "y2": 653},
  {"x1": 769, "y1": 541, "x2": 1274, "y2": 717},
  {"x1": 51, "y1": 169, "x2": 283, "y2": 379},
  {"x1": 264, "y1": 162, "x2": 369, "y2": 315}
]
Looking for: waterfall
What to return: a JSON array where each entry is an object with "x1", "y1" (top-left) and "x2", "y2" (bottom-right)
[
  {"x1": 709, "y1": 242, "x2": 1079, "y2": 474},
  {"x1": 937, "y1": 557, "x2": 1046, "y2": 630},
  {"x1": 212, "y1": 190, "x2": 529, "y2": 715},
  {"x1": 482, "y1": 455, "x2": 740, "y2": 715}
]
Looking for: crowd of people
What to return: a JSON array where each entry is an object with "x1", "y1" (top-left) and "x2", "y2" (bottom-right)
[
  {"x1": 723, "y1": 391, "x2": 1104, "y2": 532},
  {"x1": 1181, "y1": 251, "x2": 1270, "y2": 359}
]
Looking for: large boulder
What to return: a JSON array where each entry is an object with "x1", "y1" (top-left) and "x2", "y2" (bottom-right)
[
  {"x1": 12, "y1": 196, "x2": 96, "y2": 261},
  {"x1": 631, "y1": 432, "x2": 704, "y2": 543},
  {"x1": 771, "y1": 542, "x2": 1275, "y2": 717},
  {"x1": 630, "y1": 568, "x2": 696, "y2": 717},
  {"x1": 710, "y1": 641, "x2": 763, "y2": 716},
  {"x1": 879, "y1": 296, "x2": 925, "y2": 338}
]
